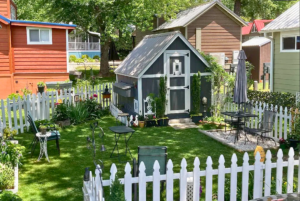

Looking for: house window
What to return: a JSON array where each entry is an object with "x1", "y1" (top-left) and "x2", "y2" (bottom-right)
[
  {"x1": 281, "y1": 32, "x2": 300, "y2": 52},
  {"x1": 26, "y1": 27, "x2": 52, "y2": 45},
  {"x1": 251, "y1": 24, "x2": 256, "y2": 33},
  {"x1": 10, "y1": 5, "x2": 16, "y2": 20}
]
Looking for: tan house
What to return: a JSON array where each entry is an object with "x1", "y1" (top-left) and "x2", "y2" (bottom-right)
[
  {"x1": 261, "y1": 1, "x2": 300, "y2": 94},
  {"x1": 136, "y1": 0, "x2": 247, "y2": 66}
]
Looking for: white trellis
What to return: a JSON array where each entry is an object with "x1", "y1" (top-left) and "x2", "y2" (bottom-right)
[
  {"x1": 84, "y1": 148, "x2": 300, "y2": 201},
  {"x1": 0, "y1": 83, "x2": 113, "y2": 133}
]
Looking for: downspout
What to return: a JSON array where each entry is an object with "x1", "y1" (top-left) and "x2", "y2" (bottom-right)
[{"x1": 264, "y1": 32, "x2": 274, "y2": 92}]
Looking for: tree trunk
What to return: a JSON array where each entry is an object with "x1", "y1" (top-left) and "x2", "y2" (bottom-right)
[
  {"x1": 100, "y1": 41, "x2": 110, "y2": 77},
  {"x1": 234, "y1": 0, "x2": 241, "y2": 16}
]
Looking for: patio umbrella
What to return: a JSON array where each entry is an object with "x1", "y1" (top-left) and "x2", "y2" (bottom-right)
[
  {"x1": 233, "y1": 50, "x2": 248, "y2": 111},
  {"x1": 108, "y1": 41, "x2": 119, "y2": 69}
]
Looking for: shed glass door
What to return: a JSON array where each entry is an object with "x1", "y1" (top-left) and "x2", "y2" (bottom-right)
[{"x1": 166, "y1": 52, "x2": 190, "y2": 114}]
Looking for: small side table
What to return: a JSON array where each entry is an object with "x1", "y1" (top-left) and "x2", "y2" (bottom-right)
[{"x1": 36, "y1": 132, "x2": 51, "y2": 162}]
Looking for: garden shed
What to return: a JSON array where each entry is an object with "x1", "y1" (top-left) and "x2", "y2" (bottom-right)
[
  {"x1": 242, "y1": 37, "x2": 271, "y2": 82},
  {"x1": 113, "y1": 31, "x2": 213, "y2": 117}
]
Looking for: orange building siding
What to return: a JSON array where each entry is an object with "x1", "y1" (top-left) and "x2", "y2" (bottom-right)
[
  {"x1": 187, "y1": 5, "x2": 241, "y2": 64},
  {"x1": 0, "y1": 0, "x2": 8, "y2": 18},
  {"x1": 11, "y1": 26, "x2": 67, "y2": 73},
  {"x1": 0, "y1": 22, "x2": 10, "y2": 74}
]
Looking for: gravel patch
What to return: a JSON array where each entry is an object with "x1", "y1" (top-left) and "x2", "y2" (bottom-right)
[{"x1": 199, "y1": 130, "x2": 279, "y2": 151}]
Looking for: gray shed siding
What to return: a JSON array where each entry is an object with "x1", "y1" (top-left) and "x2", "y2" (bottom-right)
[
  {"x1": 144, "y1": 55, "x2": 164, "y2": 74},
  {"x1": 142, "y1": 78, "x2": 161, "y2": 114}
]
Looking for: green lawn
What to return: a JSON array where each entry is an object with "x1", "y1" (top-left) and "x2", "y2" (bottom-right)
[{"x1": 14, "y1": 116, "x2": 290, "y2": 200}]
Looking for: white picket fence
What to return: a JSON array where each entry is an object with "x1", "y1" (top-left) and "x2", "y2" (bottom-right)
[
  {"x1": 84, "y1": 148, "x2": 300, "y2": 201},
  {"x1": 223, "y1": 101, "x2": 292, "y2": 141},
  {"x1": 109, "y1": 104, "x2": 129, "y2": 126},
  {"x1": 0, "y1": 83, "x2": 113, "y2": 134}
]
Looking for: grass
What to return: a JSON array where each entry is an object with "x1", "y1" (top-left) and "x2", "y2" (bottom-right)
[{"x1": 14, "y1": 116, "x2": 294, "y2": 201}]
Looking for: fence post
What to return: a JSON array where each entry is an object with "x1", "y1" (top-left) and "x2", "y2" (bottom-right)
[
  {"x1": 276, "y1": 149, "x2": 283, "y2": 194},
  {"x1": 264, "y1": 150, "x2": 272, "y2": 196},
  {"x1": 166, "y1": 160, "x2": 174, "y2": 201},
  {"x1": 193, "y1": 157, "x2": 200, "y2": 201},
  {"x1": 279, "y1": 106, "x2": 283, "y2": 139},
  {"x1": 139, "y1": 162, "x2": 146, "y2": 201},
  {"x1": 253, "y1": 152, "x2": 262, "y2": 198},
  {"x1": 124, "y1": 163, "x2": 132, "y2": 201},
  {"x1": 153, "y1": 160, "x2": 160, "y2": 201},
  {"x1": 287, "y1": 148, "x2": 295, "y2": 193},
  {"x1": 230, "y1": 154, "x2": 238, "y2": 201},
  {"x1": 284, "y1": 107, "x2": 288, "y2": 139},
  {"x1": 205, "y1": 157, "x2": 213, "y2": 201},
  {"x1": 218, "y1": 155, "x2": 225, "y2": 201},
  {"x1": 18, "y1": 96, "x2": 23, "y2": 133},
  {"x1": 180, "y1": 158, "x2": 187, "y2": 201},
  {"x1": 110, "y1": 163, "x2": 117, "y2": 187},
  {"x1": 241, "y1": 152, "x2": 249, "y2": 201}
]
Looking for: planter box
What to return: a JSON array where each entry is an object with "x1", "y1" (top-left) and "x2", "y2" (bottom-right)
[
  {"x1": 46, "y1": 81, "x2": 73, "y2": 90},
  {"x1": 157, "y1": 119, "x2": 169, "y2": 126},
  {"x1": 56, "y1": 119, "x2": 71, "y2": 127},
  {"x1": 145, "y1": 120, "x2": 156, "y2": 127},
  {"x1": 191, "y1": 115, "x2": 203, "y2": 123}
]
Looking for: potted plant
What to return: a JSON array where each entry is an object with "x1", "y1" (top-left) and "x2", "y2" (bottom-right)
[
  {"x1": 138, "y1": 115, "x2": 145, "y2": 128},
  {"x1": 190, "y1": 72, "x2": 203, "y2": 123},
  {"x1": 145, "y1": 115, "x2": 157, "y2": 127},
  {"x1": 39, "y1": 125, "x2": 47, "y2": 135},
  {"x1": 52, "y1": 100, "x2": 71, "y2": 127},
  {"x1": 279, "y1": 138, "x2": 287, "y2": 150},
  {"x1": 37, "y1": 81, "x2": 46, "y2": 94}
]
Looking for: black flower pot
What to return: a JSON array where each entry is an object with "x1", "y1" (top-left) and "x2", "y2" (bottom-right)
[
  {"x1": 289, "y1": 139, "x2": 300, "y2": 150},
  {"x1": 146, "y1": 120, "x2": 156, "y2": 127},
  {"x1": 191, "y1": 115, "x2": 203, "y2": 123},
  {"x1": 38, "y1": 86, "x2": 45, "y2": 94},
  {"x1": 158, "y1": 119, "x2": 169, "y2": 126}
]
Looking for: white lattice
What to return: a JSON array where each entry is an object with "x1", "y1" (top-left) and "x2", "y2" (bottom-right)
[{"x1": 186, "y1": 177, "x2": 194, "y2": 201}]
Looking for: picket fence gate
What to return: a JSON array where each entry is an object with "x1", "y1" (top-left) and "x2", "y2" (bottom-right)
[
  {"x1": 83, "y1": 148, "x2": 300, "y2": 201},
  {"x1": 0, "y1": 83, "x2": 113, "y2": 134},
  {"x1": 223, "y1": 100, "x2": 292, "y2": 141}
]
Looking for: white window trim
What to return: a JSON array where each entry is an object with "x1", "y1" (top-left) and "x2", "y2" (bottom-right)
[
  {"x1": 251, "y1": 24, "x2": 257, "y2": 33},
  {"x1": 26, "y1": 27, "x2": 53, "y2": 45},
  {"x1": 280, "y1": 31, "x2": 300, "y2": 53}
]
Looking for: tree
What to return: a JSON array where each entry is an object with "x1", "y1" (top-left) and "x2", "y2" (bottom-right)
[{"x1": 23, "y1": 0, "x2": 189, "y2": 77}]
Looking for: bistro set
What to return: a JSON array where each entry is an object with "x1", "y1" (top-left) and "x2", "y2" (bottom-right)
[{"x1": 221, "y1": 50, "x2": 277, "y2": 145}]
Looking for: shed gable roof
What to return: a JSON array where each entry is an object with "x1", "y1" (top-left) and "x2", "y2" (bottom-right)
[
  {"x1": 114, "y1": 31, "x2": 209, "y2": 78},
  {"x1": 242, "y1": 37, "x2": 271, "y2": 47},
  {"x1": 261, "y1": 1, "x2": 300, "y2": 32},
  {"x1": 154, "y1": 0, "x2": 247, "y2": 31},
  {"x1": 242, "y1": 20, "x2": 273, "y2": 35}
]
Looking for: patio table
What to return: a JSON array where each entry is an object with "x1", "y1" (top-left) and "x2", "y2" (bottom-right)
[
  {"x1": 221, "y1": 111, "x2": 258, "y2": 143},
  {"x1": 109, "y1": 126, "x2": 135, "y2": 162}
]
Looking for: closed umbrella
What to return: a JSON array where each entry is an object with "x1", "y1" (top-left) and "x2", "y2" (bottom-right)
[{"x1": 233, "y1": 50, "x2": 248, "y2": 111}]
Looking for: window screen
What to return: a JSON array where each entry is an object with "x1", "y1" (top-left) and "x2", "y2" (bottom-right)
[
  {"x1": 29, "y1": 30, "x2": 40, "y2": 42},
  {"x1": 40, "y1": 30, "x2": 50, "y2": 42},
  {"x1": 283, "y1": 37, "x2": 295, "y2": 50}
]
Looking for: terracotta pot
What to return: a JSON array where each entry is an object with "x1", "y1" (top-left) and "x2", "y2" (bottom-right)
[{"x1": 139, "y1": 121, "x2": 145, "y2": 128}]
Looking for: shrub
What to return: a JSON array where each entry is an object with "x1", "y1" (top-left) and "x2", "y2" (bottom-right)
[
  {"x1": 75, "y1": 79, "x2": 91, "y2": 88},
  {"x1": 75, "y1": 58, "x2": 85, "y2": 63},
  {"x1": 107, "y1": 176, "x2": 126, "y2": 201},
  {"x1": 155, "y1": 76, "x2": 167, "y2": 118},
  {"x1": 0, "y1": 191, "x2": 22, "y2": 200},
  {"x1": 0, "y1": 163, "x2": 14, "y2": 190},
  {"x1": 93, "y1": 55, "x2": 100, "y2": 60},
  {"x1": 69, "y1": 55, "x2": 77, "y2": 62},
  {"x1": 68, "y1": 102, "x2": 89, "y2": 125},
  {"x1": 2, "y1": 128, "x2": 17, "y2": 140},
  {"x1": 191, "y1": 72, "x2": 201, "y2": 115},
  {"x1": 21, "y1": 87, "x2": 32, "y2": 97},
  {"x1": 0, "y1": 140, "x2": 25, "y2": 167},
  {"x1": 247, "y1": 90, "x2": 296, "y2": 109},
  {"x1": 81, "y1": 54, "x2": 90, "y2": 59},
  {"x1": 52, "y1": 101, "x2": 69, "y2": 122},
  {"x1": 7, "y1": 93, "x2": 22, "y2": 101},
  {"x1": 46, "y1": 88, "x2": 56, "y2": 92},
  {"x1": 87, "y1": 58, "x2": 95, "y2": 62}
]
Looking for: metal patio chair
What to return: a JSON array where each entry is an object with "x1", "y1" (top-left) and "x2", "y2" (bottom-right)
[
  {"x1": 27, "y1": 113, "x2": 61, "y2": 155},
  {"x1": 244, "y1": 109, "x2": 277, "y2": 145},
  {"x1": 132, "y1": 146, "x2": 167, "y2": 201}
]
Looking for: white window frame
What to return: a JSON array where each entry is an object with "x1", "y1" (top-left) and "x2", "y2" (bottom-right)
[
  {"x1": 26, "y1": 27, "x2": 52, "y2": 45},
  {"x1": 251, "y1": 24, "x2": 257, "y2": 33},
  {"x1": 280, "y1": 31, "x2": 300, "y2": 53}
]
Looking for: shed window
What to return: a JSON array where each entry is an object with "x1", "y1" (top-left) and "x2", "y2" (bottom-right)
[
  {"x1": 10, "y1": 5, "x2": 16, "y2": 20},
  {"x1": 281, "y1": 33, "x2": 300, "y2": 52},
  {"x1": 26, "y1": 27, "x2": 52, "y2": 45}
]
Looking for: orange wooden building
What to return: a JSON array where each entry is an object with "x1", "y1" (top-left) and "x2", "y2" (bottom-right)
[{"x1": 0, "y1": 0, "x2": 76, "y2": 99}]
